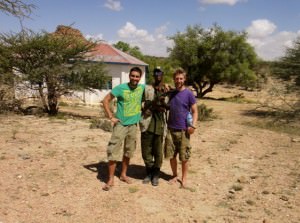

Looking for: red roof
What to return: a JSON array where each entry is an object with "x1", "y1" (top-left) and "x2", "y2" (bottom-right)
[{"x1": 85, "y1": 42, "x2": 147, "y2": 66}]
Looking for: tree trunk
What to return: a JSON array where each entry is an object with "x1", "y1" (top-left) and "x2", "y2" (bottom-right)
[
  {"x1": 47, "y1": 85, "x2": 58, "y2": 116},
  {"x1": 200, "y1": 82, "x2": 215, "y2": 97},
  {"x1": 197, "y1": 81, "x2": 209, "y2": 98},
  {"x1": 38, "y1": 82, "x2": 49, "y2": 113}
]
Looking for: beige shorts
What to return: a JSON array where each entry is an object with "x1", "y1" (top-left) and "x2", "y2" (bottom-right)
[
  {"x1": 164, "y1": 129, "x2": 191, "y2": 161},
  {"x1": 107, "y1": 123, "x2": 137, "y2": 161}
]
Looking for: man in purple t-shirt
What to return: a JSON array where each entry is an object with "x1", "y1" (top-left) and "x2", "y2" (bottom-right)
[{"x1": 165, "y1": 68, "x2": 198, "y2": 188}]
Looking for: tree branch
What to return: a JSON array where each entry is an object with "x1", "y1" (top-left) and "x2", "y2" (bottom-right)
[{"x1": 0, "y1": 0, "x2": 35, "y2": 19}]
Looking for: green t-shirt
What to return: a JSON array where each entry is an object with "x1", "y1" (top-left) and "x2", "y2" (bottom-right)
[{"x1": 111, "y1": 83, "x2": 145, "y2": 126}]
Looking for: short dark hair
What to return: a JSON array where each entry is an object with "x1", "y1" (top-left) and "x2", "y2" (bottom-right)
[
  {"x1": 130, "y1": 67, "x2": 143, "y2": 77},
  {"x1": 153, "y1": 67, "x2": 164, "y2": 76}
]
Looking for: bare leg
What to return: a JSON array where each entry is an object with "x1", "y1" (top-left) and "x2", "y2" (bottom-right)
[
  {"x1": 103, "y1": 160, "x2": 116, "y2": 191},
  {"x1": 120, "y1": 156, "x2": 132, "y2": 184},
  {"x1": 169, "y1": 157, "x2": 178, "y2": 184},
  {"x1": 181, "y1": 160, "x2": 188, "y2": 188}
]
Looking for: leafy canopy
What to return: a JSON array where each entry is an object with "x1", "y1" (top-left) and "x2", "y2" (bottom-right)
[
  {"x1": 168, "y1": 24, "x2": 258, "y2": 97},
  {"x1": 0, "y1": 29, "x2": 108, "y2": 115},
  {"x1": 272, "y1": 36, "x2": 300, "y2": 89}
]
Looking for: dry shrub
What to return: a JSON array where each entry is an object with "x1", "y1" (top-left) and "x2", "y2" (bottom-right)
[
  {"x1": 0, "y1": 85, "x2": 23, "y2": 114},
  {"x1": 197, "y1": 103, "x2": 214, "y2": 121}
]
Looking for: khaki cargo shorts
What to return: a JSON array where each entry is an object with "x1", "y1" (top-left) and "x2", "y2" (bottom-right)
[
  {"x1": 107, "y1": 123, "x2": 137, "y2": 161},
  {"x1": 164, "y1": 129, "x2": 191, "y2": 161}
]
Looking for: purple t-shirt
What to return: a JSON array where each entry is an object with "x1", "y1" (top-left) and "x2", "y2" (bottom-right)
[{"x1": 168, "y1": 88, "x2": 196, "y2": 130}]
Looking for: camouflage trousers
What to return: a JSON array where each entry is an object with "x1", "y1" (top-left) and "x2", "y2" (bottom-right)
[{"x1": 141, "y1": 131, "x2": 163, "y2": 169}]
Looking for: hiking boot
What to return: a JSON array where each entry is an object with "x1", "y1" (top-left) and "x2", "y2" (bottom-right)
[
  {"x1": 151, "y1": 175, "x2": 159, "y2": 186},
  {"x1": 142, "y1": 167, "x2": 152, "y2": 184},
  {"x1": 151, "y1": 168, "x2": 160, "y2": 186},
  {"x1": 143, "y1": 175, "x2": 152, "y2": 184}
]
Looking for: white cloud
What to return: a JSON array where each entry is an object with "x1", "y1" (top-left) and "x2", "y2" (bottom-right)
[
  {"x1": 85, "y1": 33, "x2": 104, "y2": 41},
  {"x1": 118, "y1": 22, "x2": 154, "y2": 41},
  {"x1": 246, "y1": 19, "x2": 277, "y2": 38},
  {"x1": 246, "y1": 19, "x2": 299, "y2": 60},
  {"x1": 87, "y1": 20, "x2": 299, "y2": 61},
  {"x1": 116, "y1": 22, "x2": 173, "y2": 57},
  {"x1": 199, "y1": 0, "x2": 242, "y2": 6},
  {"x1": 104, "y1": 0, "x2": 122, "y2": 11}
]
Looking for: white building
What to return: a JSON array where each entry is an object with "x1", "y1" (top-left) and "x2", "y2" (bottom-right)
[{"x1": 73, "y1": 42, "x2": 148, "y2": 105}]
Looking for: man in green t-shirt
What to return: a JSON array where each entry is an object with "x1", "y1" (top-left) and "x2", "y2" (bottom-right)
[{"x1": 102, "y1": 67, "x2": 145, "y2": 191}]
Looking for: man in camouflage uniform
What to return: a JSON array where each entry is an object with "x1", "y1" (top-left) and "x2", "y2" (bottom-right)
[{"x1": 139, "y1": 68, "x2": 168, "y2": 186}]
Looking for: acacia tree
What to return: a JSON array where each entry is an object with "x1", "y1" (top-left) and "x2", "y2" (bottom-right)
[
  {"x1": 0, "y1": 30, "x2": 108, "y2": 115},
  {"x1": 272, "y1": 36, "x2": 300, "y2": 89},
  {"x1": 270, "y1": 36, "x2": 300, "y2": 118},
  {"x1": 168, "y1": 24, "x2": 258, "y2": 97}
]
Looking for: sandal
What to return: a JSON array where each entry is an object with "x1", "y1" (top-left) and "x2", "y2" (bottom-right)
[
  {"x1": 119, "y1": 176, "x2": 132, "y2": 184},
  {"x1": 102, "y1": 184, "x2": 113, "y2": 191}
]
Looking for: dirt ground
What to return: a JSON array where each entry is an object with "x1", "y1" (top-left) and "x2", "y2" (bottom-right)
[{"x1": 0, "y1": 86, "x2": 299, "y2": 223}]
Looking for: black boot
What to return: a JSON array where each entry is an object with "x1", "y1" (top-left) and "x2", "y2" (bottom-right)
[
  {"x1": 142, "y1": 167, "x2": 152, "y2": 184},
  {"x1": 151, "y1": 168, "x2": 160, "y2": 186}
]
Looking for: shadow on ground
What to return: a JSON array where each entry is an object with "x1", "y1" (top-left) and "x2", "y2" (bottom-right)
[{"x1": 83, "y1": 161, "x2": 172, "y2": 183}]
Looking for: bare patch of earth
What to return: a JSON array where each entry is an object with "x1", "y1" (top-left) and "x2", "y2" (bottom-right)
[{"x1": 0, "y1": 86, "x2": 299, "y2": 223}]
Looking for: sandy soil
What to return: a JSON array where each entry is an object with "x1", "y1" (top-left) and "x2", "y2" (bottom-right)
[{"x1": 0, "y1": 86, "x2": 299, "y2": 223}]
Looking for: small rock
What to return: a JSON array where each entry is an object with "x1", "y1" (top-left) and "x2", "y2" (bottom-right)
[
  {"x1": 227, "y1": 194, "x2": 235, "y2": 199},
  {"x1": 246, "y1": 199, "x2": 255, "y2": 205},
  {"x1": 237, "y1": 176, "x2": 248, "y2": 183},
  {"x1": 250, "y1": 175, "x2": 258, "y2": 179},
  {"x1": 19, "y1": 154, "x2": 31, "y2": 160},
  {"x1": 231, "y1": 184, "x2": 243, "y2": 191},
  {"x1": 280, "y1": 195, "x2": 289, "y2": 201},
  {"x1": 291, "y1": 138, "x2": 300, "y2": 143}
]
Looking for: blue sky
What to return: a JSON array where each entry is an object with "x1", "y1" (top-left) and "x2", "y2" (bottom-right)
[{"x1": 1, "y1": 0, "x2": 300, "y2": 60}]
